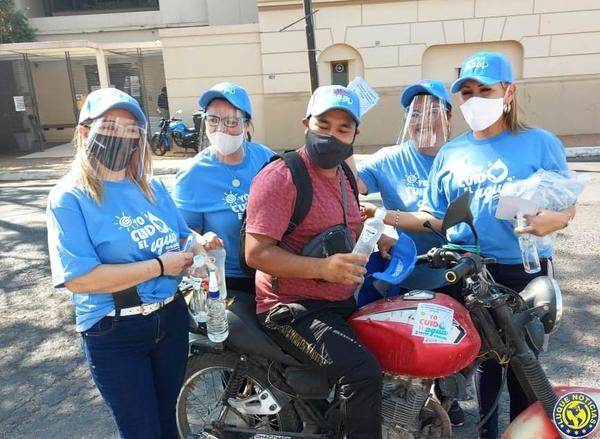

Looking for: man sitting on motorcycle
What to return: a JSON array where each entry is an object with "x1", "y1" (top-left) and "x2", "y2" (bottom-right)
[{"x1": 245, "y1": 85, "x2": 383, "y2": 439}]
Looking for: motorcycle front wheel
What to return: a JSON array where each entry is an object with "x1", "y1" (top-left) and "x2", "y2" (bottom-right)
[
  {"x1": 176, "y1": 351, "x2": 299, "y2": 439},
  {"x1": 150, "y1": 134, "x2": 168, "y2": 156}
]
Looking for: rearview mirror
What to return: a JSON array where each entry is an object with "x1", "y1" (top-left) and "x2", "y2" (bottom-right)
[{"x1": 441, "y1": 192, "x2": 478, "y2": 244}]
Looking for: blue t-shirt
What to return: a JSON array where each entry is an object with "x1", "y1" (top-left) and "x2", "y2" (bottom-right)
[
  {"x1": 358, "y1": 142, "x2": 446, "y2": 289},
  {"x1": 172, "y1": 141, "x2": 274, "y2": 278},
  {"x1": 420, "y1": 128, "x2": 569, "y2": 264},
  {"x1": 47, "y1": 177, "x2": 191, "y2": 332}
]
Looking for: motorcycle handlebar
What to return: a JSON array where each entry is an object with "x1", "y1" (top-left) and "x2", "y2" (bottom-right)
[{"x1": 445, "y1": 257, "x2": 478, "y2": 284}]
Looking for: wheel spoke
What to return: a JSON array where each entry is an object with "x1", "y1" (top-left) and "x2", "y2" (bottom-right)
[{"x1": 179, "y1": 365, "x2": 284, "y2": 436}]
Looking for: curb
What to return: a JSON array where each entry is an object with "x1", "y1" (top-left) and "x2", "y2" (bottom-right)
[
  {"x1": 2, "y1": 147, "x2": 600, "y2": 182},
  {"x1": 565, "y1": 146, "x2": 600, "y2": 159},
  {"x1": 0, "y1": 166, "x2": 179, "y2": 182}
]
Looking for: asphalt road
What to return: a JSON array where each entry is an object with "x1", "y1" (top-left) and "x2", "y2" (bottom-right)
[{"x1": 0, "y1": 162, "x2": 598, "y2": 438}]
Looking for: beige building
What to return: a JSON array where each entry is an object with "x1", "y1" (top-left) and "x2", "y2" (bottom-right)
[{"x1": 2, "y1": 0, "x2": 600, "y2": 152}]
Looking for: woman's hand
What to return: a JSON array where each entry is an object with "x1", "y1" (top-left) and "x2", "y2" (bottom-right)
[
  {"x1": 159, "y1": 251, "x2": 194, "y2": 276},
  {"x1": 515, "y1": 209, "x2": 571, "y2": 237},
  {"x1": 377, "y1": 234, "x2": 397, "y2": 259},
  {"x1": 360, "y1": 202, "x2": 378, "y2": 220},
  {"x1": 196, "y1": 231, "x2": 224, "y2": 252}
]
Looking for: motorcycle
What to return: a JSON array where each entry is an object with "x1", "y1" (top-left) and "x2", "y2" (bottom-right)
[
  {"x1": 150, "y1": 109, "x2": 200, "y2": 156},
  {"x1": 176, "y1": 192, "x2": 600, "y2": 439}
]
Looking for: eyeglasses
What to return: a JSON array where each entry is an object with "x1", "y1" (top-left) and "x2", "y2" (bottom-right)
[
  {"x1": 409, "y1": 108, "x2": 443, "y2": 121},
  {"x1": 204, "y1": 114, "x2": 247, "y2": 129}
]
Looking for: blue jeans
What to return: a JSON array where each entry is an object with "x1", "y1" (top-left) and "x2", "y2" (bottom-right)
[{"x1": 81, "y1": 295, "x2": 189, "y2": 439}]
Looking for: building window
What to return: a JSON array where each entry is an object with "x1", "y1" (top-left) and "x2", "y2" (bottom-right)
[
  {"x1": 45, "y1": 0, "x2": 159, "y2": 16},
  {"x1": 331, "y1": 61, "x2": 349, "y2": 87}
]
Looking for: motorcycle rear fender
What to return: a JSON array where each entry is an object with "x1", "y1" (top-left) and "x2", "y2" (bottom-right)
[{"x1": 502, "y1": 386, "x2": 600, "y2": 439}]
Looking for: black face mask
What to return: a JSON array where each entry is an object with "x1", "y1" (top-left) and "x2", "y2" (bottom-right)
[
  {"x1": 305, "y1": 130, "x2": 354, "y2": 169},
  {"x1": 89, "y1": 134, "x2": 135, "y2": 172}
]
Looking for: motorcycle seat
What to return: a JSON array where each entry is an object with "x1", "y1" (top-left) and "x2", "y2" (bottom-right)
[{"x1": 225, "y1": 291, "x2": 303, "y2": 367}]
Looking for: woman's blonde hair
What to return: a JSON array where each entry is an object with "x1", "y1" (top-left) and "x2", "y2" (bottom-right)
[
  {"x1": 69, "y1": 122, "x2": 155, "y2": 205},
  {"x1": 502, "y1": 82, "x2": 528, "y2": 133}
]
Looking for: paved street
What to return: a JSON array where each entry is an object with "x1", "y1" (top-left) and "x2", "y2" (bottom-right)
[{"x1": 0, "y1": 163, "x2": 599, "y2": 438}]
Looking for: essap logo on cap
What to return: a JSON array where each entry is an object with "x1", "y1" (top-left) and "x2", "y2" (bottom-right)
[
  {"x1": 463, "y1": 56, "x2": 489, "y2": 71},
  {"x1": 332, "y1": 87, "x2": 354, "y2": 106},
  {"x1": 220, "y1": 84, "x2": 238, "y2": 96},
  {"x1": 553, "y1": 392, "x2": 599, "y2": 438}
]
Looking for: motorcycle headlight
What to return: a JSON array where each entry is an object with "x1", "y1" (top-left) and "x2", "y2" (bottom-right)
[{"x1": 519, "y1": 276, "x2": 563, "y2": 334}]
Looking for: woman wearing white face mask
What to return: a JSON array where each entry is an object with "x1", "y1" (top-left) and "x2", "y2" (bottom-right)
[
  {"x1": 363, "y1": 52, "x2": 575, "y2": 439},
  {"x1": 173, "y1": 83, "x2": 274, "y2": 294}
]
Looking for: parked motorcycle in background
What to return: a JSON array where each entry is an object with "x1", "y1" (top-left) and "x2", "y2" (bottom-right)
[
  {"x1": 176, "y1": 193, "x2": 600, "y2": 439},
  {"x1": 150, "y1": 109, "x2": 203, "y2": 156}
]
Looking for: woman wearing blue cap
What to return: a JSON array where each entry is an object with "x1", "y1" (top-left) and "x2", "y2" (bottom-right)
[
  {"x1": 173, "y1": 82, "x2": 274, "y2": 295},
  {"x1": 352, "y1": 80, "x2": 453, "y2": 290},
  {"x1": 46, "y1": 88, "x2": 222, "y2": 439},
  {"x1": 364, "y1": 52, "x2": 575, "y2": 438},
  {"x1": 351, "y1": 80, "x2": 465, "y2": 426}
]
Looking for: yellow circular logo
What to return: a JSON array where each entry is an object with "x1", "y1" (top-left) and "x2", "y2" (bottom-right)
[{"x1": 553, "y1": 392, "x2": 599, "y2": 438}]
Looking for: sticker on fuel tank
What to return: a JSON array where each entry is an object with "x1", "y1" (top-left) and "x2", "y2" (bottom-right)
[
  {"x1": 412, "y1": 303, "x2": 455, "y2": 343},
  {"x1": 353, "y1": 306, "x2": 466, "y2": 344}
]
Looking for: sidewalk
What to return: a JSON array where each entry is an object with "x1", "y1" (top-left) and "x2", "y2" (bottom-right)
[
  {"x1": 1, "y1": 142, "x2": 599, "y2": 182},
  {"x1": 0, "y1": 143, "x2": 194, "y2": 181}
]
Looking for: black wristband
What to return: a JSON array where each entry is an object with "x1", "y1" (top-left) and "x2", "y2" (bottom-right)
[{"x1": 154, "y1": 256, "x2": 164, "y2": 277}]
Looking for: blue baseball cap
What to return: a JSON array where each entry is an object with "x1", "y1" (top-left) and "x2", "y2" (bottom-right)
[
  {"x1": 305, "y1": 85, "x2": 361, "y2": 125},
  {"x1": 78, "y1": 88, "x2": 147, "y2": 126},
  {"x1": 372, "y1": 233, "x2": 417, "y2": 285},
  {"x1": 198, "y1": 82, "x2": 252, "y2": 118},
  {"x1": 451, "y1": 51, "x2": 513, "y2": 93},
  {"x1": 401, "y1": 79, "x2": 452, "y2": 110}
]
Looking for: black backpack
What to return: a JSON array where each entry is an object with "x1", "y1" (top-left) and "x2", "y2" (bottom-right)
[{"x1": 239, "y1": 150, "x2": 360, "y2": 276}]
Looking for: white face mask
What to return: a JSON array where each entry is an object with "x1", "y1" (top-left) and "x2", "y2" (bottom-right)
[
  {"x1": 207, "y1": 131, "x2": 244, "y2": 156},
  {"x1": 460, "y1": 96, "x2": 504, "y2": 132}
]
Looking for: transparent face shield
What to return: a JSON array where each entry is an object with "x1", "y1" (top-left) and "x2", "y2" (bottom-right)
[
  {"x1": 83, "y1": 116, "x2": 148, "y2": 180},
  {"x1": 202, "y1": 104, "x2": 247, "y2": 155},
  {"x1": 399, "y1": 95, "x2": 450, "y2": 152}
]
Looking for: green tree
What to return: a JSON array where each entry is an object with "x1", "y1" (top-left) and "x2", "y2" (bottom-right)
[{"x1": 0, "y1": 0, "x2": 35, "y2": 43}]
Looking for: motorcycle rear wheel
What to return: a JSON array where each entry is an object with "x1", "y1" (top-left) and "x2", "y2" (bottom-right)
[
  {"x1": 150, "y1": 134, "x2": 168, "y2": 156},
  {"x1": 176, "y1": 351, "x2": 300, "y2": 438}
]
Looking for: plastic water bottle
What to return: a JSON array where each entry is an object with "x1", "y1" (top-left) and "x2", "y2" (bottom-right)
[
  {"x1": 353, "y1": 211, "x2": 386, "y2": 298},
  {"x1": 517, "y1": 213, "x2": 541, "y2": 274},
  {"x1": 206, "y1": 271, "x2": 229, "y2": 343},
  {"x1": 353, "y1": 212, "x2": 386, "y2": 257},
  {"x1": 188, "y1": 254, "x2": 208, "y2": 323}
]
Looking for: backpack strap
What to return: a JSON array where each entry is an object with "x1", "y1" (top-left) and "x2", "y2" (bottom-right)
[
  {"x1": 279, "y1": 151, "x2": 313, "y2": 236},
  {"x1": 238, "y1": 151, "x2": 312, "y2": 277},
  {"x1": 339, "y1": 160, "x2": 360, "y2": 206}
]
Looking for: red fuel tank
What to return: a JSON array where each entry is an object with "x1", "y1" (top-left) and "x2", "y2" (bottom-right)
[{"x1": 349, "y1": 291, "x2": 481, "y2": 379}]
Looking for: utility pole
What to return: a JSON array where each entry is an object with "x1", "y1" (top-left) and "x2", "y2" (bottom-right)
[{"x1": 303, "y1": 0, "x2": 319, "y2": 92}]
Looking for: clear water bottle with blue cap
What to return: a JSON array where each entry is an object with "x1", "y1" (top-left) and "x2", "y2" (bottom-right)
[
  {"x1": 206, "y1": 271, "x2": 229, "y2": 343},
  {"x1": 206, "y1": 248, "x2": 227, "y2": 299}
]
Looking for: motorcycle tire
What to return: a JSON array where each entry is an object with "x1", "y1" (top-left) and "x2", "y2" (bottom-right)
[
  {"x1": 172, "y1": 132, "x2": 184, "y2": 147},
  {"x1": 176, "y1": 351, "x2": 300, "y2": 439},
  {"x1": 150, "y1": 134, "x2": 168, "y2": 156}
]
